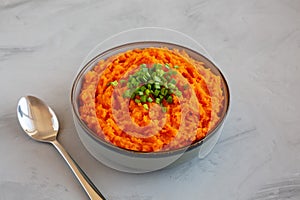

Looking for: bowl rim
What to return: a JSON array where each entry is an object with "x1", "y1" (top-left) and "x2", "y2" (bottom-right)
[{"x1": 71, "y1": 41, "x2": 230, "y2": 158}]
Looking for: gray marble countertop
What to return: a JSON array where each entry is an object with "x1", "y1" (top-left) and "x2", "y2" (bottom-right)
[{"x1": 1, "y1": 0, "x2": 299, "y2": 199}]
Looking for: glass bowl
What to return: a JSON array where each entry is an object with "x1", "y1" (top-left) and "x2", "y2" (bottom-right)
[{"x1": 71, "y1": 28, "x2": 230, "y2": 173}]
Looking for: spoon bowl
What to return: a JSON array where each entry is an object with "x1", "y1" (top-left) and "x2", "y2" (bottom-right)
[
  {"x1": 17, "y1": 95, "x2": 106, "y2": 200},
  {"x1": 17, "y1": 96, "x2": 58, "y2": 142}
]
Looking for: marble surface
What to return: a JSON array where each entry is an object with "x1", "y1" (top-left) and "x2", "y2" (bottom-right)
[{"x1": 1, "y1": 0, "x2": 300, "y2": 199}]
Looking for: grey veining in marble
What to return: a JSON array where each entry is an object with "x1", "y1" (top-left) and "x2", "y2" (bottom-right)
[{"x1": 1, "y1": 0, "x2": 300, "y2": 199}]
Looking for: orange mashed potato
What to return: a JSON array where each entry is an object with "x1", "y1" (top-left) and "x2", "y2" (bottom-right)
[{"x1": 79, "y1": 47, "x2": 224, "y2": 152}]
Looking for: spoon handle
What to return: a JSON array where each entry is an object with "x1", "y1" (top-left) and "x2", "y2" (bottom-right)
[{"x1": 51, "y1": 140, "x2": 106, "y2": 200}]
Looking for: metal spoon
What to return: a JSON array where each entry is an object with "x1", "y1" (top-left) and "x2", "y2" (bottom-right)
[{"x1": 17, "y1": 95, "x2": 106, "y2": 200}]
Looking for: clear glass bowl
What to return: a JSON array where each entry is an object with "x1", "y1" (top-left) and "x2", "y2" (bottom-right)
[{"x1": 71, "y1": 28, "x2": 230, "y2": 173}]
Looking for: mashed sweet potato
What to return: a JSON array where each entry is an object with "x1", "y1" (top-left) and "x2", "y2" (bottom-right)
[{"x1": 79, "y1": 47, "x2": 224, "y2": 152}]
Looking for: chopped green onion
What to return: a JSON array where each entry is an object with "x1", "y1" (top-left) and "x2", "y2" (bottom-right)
[
  {"x1": 156, "y1": 69, "x2": 164, "y2": 77},
  {"x1": 167, "y1": 96, "x2": 173, "y2": 103},
  {"x1": 153, "y1": 63, "x2": 162, "y2": 69},
  {"x1": 156, "y1": 63, "x2": 163, "y2": 69},
  {"x1": 154, "y1": 90, "x2": 160, "y2": 97},
  {"x1": 151, "y1": 72, "x2": 157, "y2": 78},
  {"x1": 109, "y1": 80, "x2": 118, "y2": 87},
  {"x1": 147, "y1": 83, "x2": 152, "y2": 89},
  {"x1": 135, "y1": 99, "x2": 141, "y2": 103},
  {"x1": 147, "y1": 97, "x2": 153, "y2": 102},
  {"x1": 141, "y1": 68, "x2": 148, "y2": 73},
  {"x1": 145, "y1": 89, "x2": 150, "y2": 96},
  {"x1": 155, "y1": 98, "x2": 161, "y2": 104},
  {"x1": 154, "y1": 83, "x2": 161, "y2": 89},
  {"x1": 131, "y1": 93, "x2": 136, "y2": 99},
  {"x1": 140, "y1": 64, "x2": 147, "y2": 68},
  {"x1": 145, "y1": 72, "x2": 151, "y2": 79},
  {"x1": 148, "y1": 80, "x2": 154, "y2": 84},
  {"x1": 123, "y1": 90, "x2": 131, "y2": 98},
  {"x1": 143, "y1": 104, "x2": 149, "y2": 110},
  {"x1": 131, "y1": 78, "x2": 139, "y2": 87},
  {"x1": 141, "y1": 76, "x2": 148, "y2": 83},
  {"x1": 174, "y1": 90, "x2": 182, "y2": 97},
  {"x1": 161, "y1": 88, "x2": 166, "y2": 96},
  {"x1": 170, "y1": 79, "x2": 177, "y2": 85},
  {"x1": 140, "y1": 86, "x2": 146, "y2": 92},
  {"x1": 153, "y1": 76, "x2": 161, "y2": 82},
  {"x1": 162, "y1": 107, "x2": 167, "y2": 113},
  {"x1": 161, "y1": 76, "x2": 167, "y2": 83},
  {"x1": 165, "y1": 75, "x2": 171, "y2": 81},
  {"x1": 140, "y1": 95, "x2": 147, "y2": 103},
  {"x1": 121, "y1": 63, "x2": 182, "y2": 110},
  {"x1": 137, "y1": 91, "x2": 144, "y2": 96},
  {"x1": 136, "y1": 76, "x2": 143, "y2": 83},
  {"x1": 167, "y1": 83, "x2": 176, "y2": 89}
]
